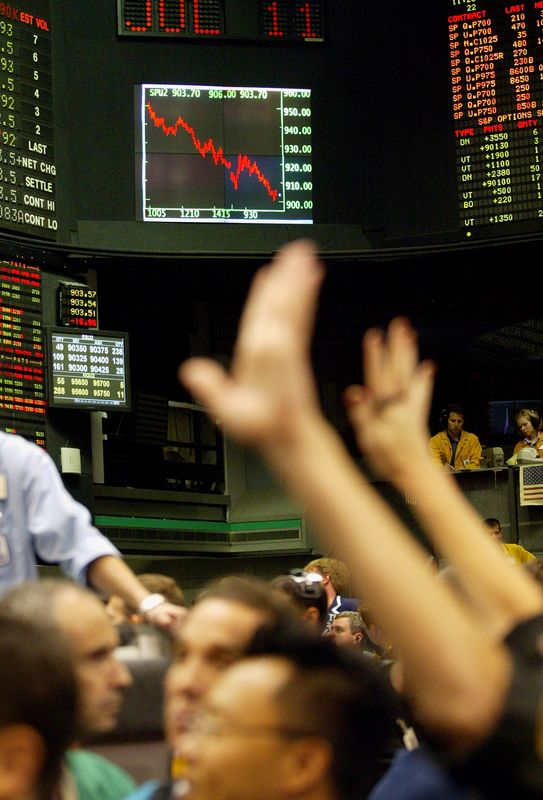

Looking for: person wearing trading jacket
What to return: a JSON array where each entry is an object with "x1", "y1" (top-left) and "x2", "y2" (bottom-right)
[{"x1": 428, "y1": 404, "x2": 482, "y2": 472}]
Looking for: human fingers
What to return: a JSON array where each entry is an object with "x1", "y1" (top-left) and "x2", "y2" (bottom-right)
[
  {"x1": 178, "y1": 358, "x2": 233, "y2": 425},
  {"x1": 386, "y1": 317, "x2": 419, "y2": 395},
  {"x1": 362, "y1": 326, "x2": 389, "y2": 396},
  {"x1": 362, "y1": 317, "x2": 418, "y2": 403},
  {"x1": 345, "y1": 357, "x2": 435, "y2": 444},
  {"x1": 234, "y1": 239, "x2": 324, "y2": 371},
  {"x1": 179, "y1": 357, "x2": 281, "y2": 444},
  {"x1": 410, "y1": 359, "x2": 436, "y2": 432}
]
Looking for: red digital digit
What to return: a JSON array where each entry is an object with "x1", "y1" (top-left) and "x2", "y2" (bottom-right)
[
  {"x1": 261, "y1": 0, "x2": 288, "y2": 38},
  {"x1": 159, "y1": 0, "x2": 186, "y2": 32},
  {"x1": 124, "y1": 0, "x2": 153, "y2": 32},
  {"x1": 193, "y1": 0, "x2": 222, "y2": 36},
  {"x1": 264, "y1": 1, "x2": 282, "y2": 37},
  {"x1": 295, "y1": 1, "x2": 322, "y2": 40}
]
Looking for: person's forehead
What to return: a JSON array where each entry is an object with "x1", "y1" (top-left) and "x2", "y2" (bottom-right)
[
  {"x1": 208, "y1": 656, "x2": 293, "y2": 715},
  {"x1": 178, "y1": 598, "x2": 268, "y2": 651},
  {"x1": 449, "y1": 413, "x2": 463, "y2": 420},
  {"x1": 54, "y1": 592, "x2": 118, "y2": 657},
  {"x1": 331, "y1": 620, "x2": 349, "y2": 631}
]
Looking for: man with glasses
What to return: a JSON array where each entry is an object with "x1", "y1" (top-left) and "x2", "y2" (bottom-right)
[
  {"x1": 124, "y1": 575, "x2": 299, "y2": 800},
  {"x1": 181, "y1": 624, "x2": 398, "y2": 800}
]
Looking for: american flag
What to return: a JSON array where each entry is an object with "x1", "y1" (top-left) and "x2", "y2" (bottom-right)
[{"x1": 519, "y1": 465, "x2": 543, "y2": 506}]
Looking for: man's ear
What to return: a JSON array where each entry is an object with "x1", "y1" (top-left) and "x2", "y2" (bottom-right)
[
  {"x1": 353, "y1": 631, "x2": 363, "y2": 644},
  {"x1": 0, "y1": 725, "x2": 45, "y2": 800},
  {"x1": 281, "y1": 737, "x2": 332, "y2": 795},
  {"x1": 302, "y1": 607, "x2": 320, "y2": 625}
]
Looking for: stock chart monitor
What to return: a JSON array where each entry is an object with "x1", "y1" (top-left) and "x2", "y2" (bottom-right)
[{"x1": 136, "y1": 84, "x2": 313, "y2": 225}]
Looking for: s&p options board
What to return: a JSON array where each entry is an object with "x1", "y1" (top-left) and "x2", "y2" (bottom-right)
[{"x1": 449, "y1": 0, "x2": 543, "y2": 235}]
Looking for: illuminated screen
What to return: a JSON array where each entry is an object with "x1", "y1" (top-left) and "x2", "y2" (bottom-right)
[
  {"x1": 135, "y1": 83, "x2": 313, "y2": 224},
  {"x1": 46, "y1": 329, "x2": 131, "y2": 411},
  {"x1": 117, "y1": 0, "x2": 324, "y2": 41},
  {"x1": 0, "y1": 0, "x2": 57, "y2": 240},
  {"x1": 448, "y1": 0, "x2": 543, "y2": 236}
]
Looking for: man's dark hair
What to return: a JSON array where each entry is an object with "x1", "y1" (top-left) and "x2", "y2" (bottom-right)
[
  {"x1": 194, "y1": 574, "x2": 298, "y2": 627},
  {"x1": 441, "y1": 404, "x2": 465, "y2": 428},
  {"x1": 247, "y1": 621, "x2": 399, "y2": 799},
  {"x1": 0, "y1": 613, "x2": 77, "y2": 800},
  {"x1": 270, "y1": 570, "x2": 328, "y2": 630}
]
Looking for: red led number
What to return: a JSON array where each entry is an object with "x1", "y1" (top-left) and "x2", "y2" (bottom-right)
[
  {"x1": 260, "y1": 0, "x2": 322, "y2": 40},
  {"x1": 159, "y1": 0, "x2": 186, "y2": 33},
  {"x1": 123, "y1": 0, "x2": 152, "y2": 32},
  {"x1": 123, "y1": 0, "x2": 222, "y2": 36}
]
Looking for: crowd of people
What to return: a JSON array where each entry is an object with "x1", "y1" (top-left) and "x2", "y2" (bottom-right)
[{"x1": 2, "y1": 239, "x2": 543, "y2": 800}]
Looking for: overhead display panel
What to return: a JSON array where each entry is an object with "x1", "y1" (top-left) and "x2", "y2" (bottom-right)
[
  {"x1": 449, "y1": 0, "x2": 543, "y2": 236},
  {"x1": 0, "y1": 0, "x2": 56, "y2": 240},
  {"x1": 118, "y1": 0, "x2": 324, "y2": 42},
  {"x1": 136, "y1": 83, "x2": 313, "y2": 224}
]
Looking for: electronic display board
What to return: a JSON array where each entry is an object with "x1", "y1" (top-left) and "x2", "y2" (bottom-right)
[
  {"x1": 47, "y1": 329, "x2": 131, "y2": 411},
  {"x1": 0, "y1": 259, "x2": 45, "y2": 418},
  {"x1": 136, "y1": 83, "x2": 313, "y2": 224},
  {"x1": 57, "y1": 282, "x2": 98, "y2": 329},
  {"x1": 0, "y1": 0, "x2": 56, "y2": 240},
  {"x1": 1, "y1": 420, "x2": 45, "y2": 446},
  {"x1": 448, "y1": 0, "x2": 543, "y2": 236},
  {"x1": 118, "y1": 0, "x2": 323, "y2": 41}
]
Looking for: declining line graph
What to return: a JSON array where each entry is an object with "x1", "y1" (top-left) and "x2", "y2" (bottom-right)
[
  {"x1": 136, "y1": 84, "x2": 313, "y2": 224},
  {"x1": 146, "y1": 101, "x2": 279, "y2": 201}
]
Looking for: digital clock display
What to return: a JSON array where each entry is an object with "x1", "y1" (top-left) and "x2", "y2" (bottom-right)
[
  {"x1": 118, "y1": 0, "x2": 323, "y2": 42},
  {"x1": 47, "y1": 329, "x2": 131, "y2": 411}
]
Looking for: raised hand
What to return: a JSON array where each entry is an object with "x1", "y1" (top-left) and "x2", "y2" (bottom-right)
[
  {"x1": 178, "y1": 240, "x2": 324, "y2": 450},
  {"x1": 344, "y1": 317, "x2": 436, "y2": 480}
]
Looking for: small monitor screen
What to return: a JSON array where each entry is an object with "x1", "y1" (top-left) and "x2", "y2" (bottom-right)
[
  {"x1": 485, "y1": 400, "x2": 542, "y2": 438},
  {"x1": 135, "y1": 83, "x2": 313, "y2": 224},
  {"x1": 46, "y1": 328, "x2": 131, "y2": 411}
]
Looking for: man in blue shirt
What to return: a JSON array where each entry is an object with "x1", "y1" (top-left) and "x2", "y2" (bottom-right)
[{"x1": 0, "y1": 430, "x2": 184, "y2": 633}]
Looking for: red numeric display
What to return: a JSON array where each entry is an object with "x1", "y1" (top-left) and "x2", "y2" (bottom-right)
[{"x1": 118, "y1": 0, "x2": 323, "y2": 41}]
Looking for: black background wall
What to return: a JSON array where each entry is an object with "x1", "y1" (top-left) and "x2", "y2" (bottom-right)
[{"x1": 4, "y1": 1, "x2": 541, "y2": 467}]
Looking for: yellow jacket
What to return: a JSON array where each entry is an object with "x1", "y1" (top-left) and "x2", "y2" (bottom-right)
[
  {"x1": 502, "y1": 542, "x2": 537, "y2": 565},
  {"x1": 428, "y1": 430, "x2": 482, "y2": 470},
  {"x1": 513, "y1": 433, "x2": 543, "y2": 458}
]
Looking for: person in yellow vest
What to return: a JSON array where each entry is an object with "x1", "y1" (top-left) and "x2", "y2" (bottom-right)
[
  {"x1": 428, "y1": 404, "x2": 482, "y2": 471},
  {"x1": 483, "y1": 517, "x2": 537, "y2": 565},
  {"x1": 513, "y1": 409, "x2": 543, "y2": 459}
]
